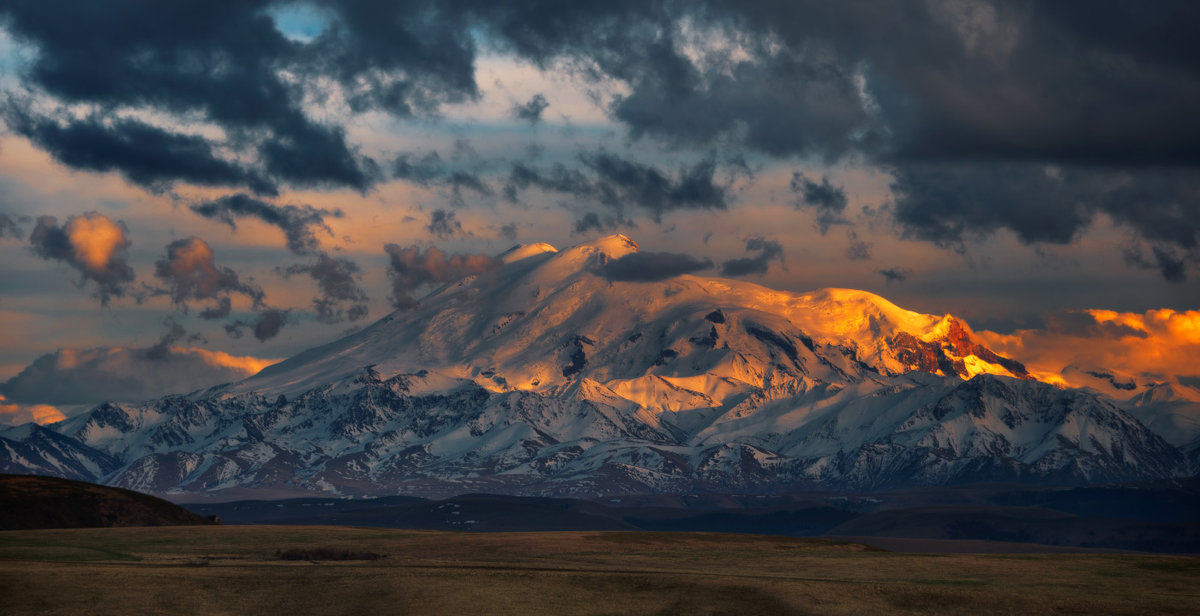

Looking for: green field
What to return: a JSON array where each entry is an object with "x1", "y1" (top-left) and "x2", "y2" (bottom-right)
[{"x1": 1, "y1": 526, "x2": 1197, "y2": 615}]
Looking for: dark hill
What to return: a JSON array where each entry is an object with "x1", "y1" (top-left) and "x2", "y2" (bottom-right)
[{"x1": 0, "y1": 474, "x2": 216, "y2": 530}]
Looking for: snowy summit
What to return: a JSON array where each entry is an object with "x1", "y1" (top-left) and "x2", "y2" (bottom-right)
[{"x1": 0, "y1": 236, "x2": 1189, "y2": 498}]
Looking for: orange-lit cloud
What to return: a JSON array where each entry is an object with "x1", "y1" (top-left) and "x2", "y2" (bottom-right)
[
  {"x1": 384, "y1": 244, "x2": 502, "y2": 308},
  {"x1": 66, "y1": 212, "x2": 129, "y2": 273},
  {"x1": 153, "y1": 236, "x2": 265, "y2": 314},
  {"x1": 162, "y1": 236, "x2": 220, "y2": 290},
  {"x1": 174, "y1": 346, "x2": 279, "y2": 376},
  {"x1": 0, "y1": 394, "x2": 66, "y2": 426},
  {"x1": 977, "y1": 309, "x2": 1200, "y2": 389},
  {"x1": 0, "y1": 345, "x2": 281, "y2": 407},
  {"x1": 29, "y1": 211, "x2": 134, "y2": 304}
]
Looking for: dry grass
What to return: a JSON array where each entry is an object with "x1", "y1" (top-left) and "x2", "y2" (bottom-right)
[{"x1": 0, "y1": 526, "x2": 1197, "y2": 615}]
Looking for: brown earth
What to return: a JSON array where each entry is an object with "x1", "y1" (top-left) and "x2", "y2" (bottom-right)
[
  {"x1": 0, "y1": 526, "x2": 1197, "y2": 615},
  {"x1": 0, "y1": 474, "x2": 216, "y2": 530}
]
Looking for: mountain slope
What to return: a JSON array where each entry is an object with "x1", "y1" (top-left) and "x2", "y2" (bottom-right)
[
  {"x1": 240, "y1": 235, "x2": 1025, "y2": 400},
  {"x1": 0, "y1": 474, "x2": 215, "y2": 529},
  {"x1": 1, "y1": 235, "x2": 1188, "y2": 497}
]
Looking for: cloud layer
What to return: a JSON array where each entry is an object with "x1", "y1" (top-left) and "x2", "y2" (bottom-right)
[
  {"x1": 0, "y1": 394, "x2": 65, "y2": 426},
  {"x1": 0, "y1": 1, "x2": 1195, "y2": 279},
  {"x1": 978, "y1": 309, "x2": 1200, "y2": 387},
  {"x1": 0, "y1": 0, "x2": 1197, "y2": 404},
  {"x1": 0, "y1": 344, "x2": 278, "y2": 407},
  {"x1": 189, "y1": 194, "x2": 343, "y2": 256},
  {"x1": 598, "y1": 251, "x2": 713, "y2": 282}
]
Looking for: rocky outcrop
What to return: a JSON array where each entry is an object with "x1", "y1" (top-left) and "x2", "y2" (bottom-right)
[{"x1": 891, "y1": 317, "x2": 1029, "y2": 379}]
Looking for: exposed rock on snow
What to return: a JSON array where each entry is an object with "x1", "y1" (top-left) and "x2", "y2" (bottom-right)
[{"x1": 1, "y1": 236, "x2": 1190, "y2": 497}]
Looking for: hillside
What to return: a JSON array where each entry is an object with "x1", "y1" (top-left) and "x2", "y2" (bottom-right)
[{"x1": 0, "y1": 474, "x2": 215, "y2": 530}]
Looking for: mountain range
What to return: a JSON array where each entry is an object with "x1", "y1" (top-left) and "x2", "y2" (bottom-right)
[{"x1": 1, "y1": 235, "x2": 1195, "y2": 499}]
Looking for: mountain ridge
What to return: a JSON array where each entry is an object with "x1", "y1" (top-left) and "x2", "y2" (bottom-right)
[{"x1": 0, "y1": 235, "x2": 1191, "y2": 498}]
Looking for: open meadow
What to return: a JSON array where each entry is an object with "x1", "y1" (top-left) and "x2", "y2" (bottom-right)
[{"x1": 1, "y1": 526, "x2": 1197, "y2": 615}]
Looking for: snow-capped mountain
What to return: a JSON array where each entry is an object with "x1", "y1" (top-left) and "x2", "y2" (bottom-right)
[
  {"x1": 0, "y1": 235, "x2": 1189, "y2": 498},
  {"x1": 1056, "y1": 368, "x2": 1200, "y2": 466}
]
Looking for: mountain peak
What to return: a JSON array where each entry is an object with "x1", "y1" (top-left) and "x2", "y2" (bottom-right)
[
  {"x1": 499, "y1": 242, "x2": 558, "y2": 264},
  {"x1": 496, "y1": 234, "x2": 639, "y2": 266},
  {"x1": 3, "y1": 233, "x2": 1186, "y2": 498},
  {"x1": 572, "y1": 234, "x2": 639, "y2": 258}
]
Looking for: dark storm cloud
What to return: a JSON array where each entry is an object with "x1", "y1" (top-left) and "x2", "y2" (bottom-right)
[
  {"x1": 1123, "y1": 243, "x2": 1193, "y2": 283},
  {"x1": 2, "y1": 111, "x2": 278, "y2": 195},
  {"x1": 426, "y1": 209, "x2": 463, "y2": 238},
  {"x1": 28, "y1": 219, "x2": 71, "y2": 260},
  {"x1": 498, "y1": 222, "x2": 519, "y2": 241},
  {"x1": 0, "y1": 214, "x2": 24, "y2": 239},
  {"x1": 153, "y1": 236, "x2": 265, "y2": 312},
  {"x1": 198, "y1": 297, "x2": 234, "y2": 320},
  {"x1": 474, "y1": 1, "x2": 875, "y2": 159},
  {"x1": 792, "y1": 174, "x2": 848, "y2": 212},
  {"x1": 513, "y1": 93, "x2": 549, "y2": 124},
  {"x1": 503, "y1": 161, "x2": 594, "y2": 202},
  {"x1": 393, "y1": 152, "x2": 445, "y2": 186},
  {"x1": 1151, "y1": 248, "x2": 1187, "y2": 283},
  {"x1": 280, "y1": 253, "x2": 369, "y2": 324},
  {"x1": 189, "y1": 193, "x2": 343, "y2": 256},
  {"x1": 845, "y1": 230, "x2": 870, "y2": 260},
  {"x1": 475, "y1": 1, "x2": 1200, "y2": 257},
  {"x1": 4, "y1": 1, "x2": 1199, "y2": 170},
  {"x1": 28, "y1": 212, "x2": 135, "y2": 305},
  {"x1": 572, "y1": 212, "x2": 634, "y2": 236},
  {"x1": 257, "y1": 121, "x2": 379, "y2": 191},
  {"x1": 393, "y1": 150, "x2": 492, "y2": 206},
  {"x1": 791, "y1": 173, "x2": 849, "y2": 234},
  {"x1": 888, "y1": 163, "x2": 1093, "y2": 248},
  {"x1": 720, "y1": 236, "x2": 784, "y2": 277},
  {"x1": 225, "y1": 308, "x2": 290, "y2": 342},
  {"x1": 878, "y1": 267, "x2": 911, "y2": 284},
  {"x1": 890, "y1": 164, "x2": 1200, "y2": 278},
  {"x1": 695, "y1": 1, "x2": 1200, "y2": 165},
  {"x1": 0, "y1": 0, "x2": 454, "y2": 194},
  {"x1": 384, "y1": 244, "x2": 501, "y2": 309},
  {"x1": 505, "y1": 153, "x2": 729, "y2": 221},
  {"x1": 2, "y1": 0, "x2": 1199, "y2": 261},
  {"x1": 304, "y1": 0, "x2": 481, "y2": 116},
  {"x1": 597, "y1": 251, "x2": 713, "y2": 282},
  {"x1": 881, "y1": 7, "x2": 1200, "y2": 165},
  {"x1": 611, "y1": 49, "x2": 875, "y2": 160},
  {"x1": 573, "y1": 212, "x2": 606, "y2": 235},
  {"x1": 252, "y1": 308, "x2": 289, "y2": 341},
  {"x1": 583, "y1": 153, "x2": 728, "y2": 220},
  {"x1": 1100, "y1": 169, "x2": 1200, "y2": 250}
]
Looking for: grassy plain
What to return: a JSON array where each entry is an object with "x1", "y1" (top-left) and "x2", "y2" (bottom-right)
[{"x1": 1, "y1": 526, "x2": 1197, "y2": 615}]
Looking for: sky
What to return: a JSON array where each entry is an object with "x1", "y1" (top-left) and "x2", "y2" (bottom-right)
[{"x1": 0, "y1": 1, "x2": 1198, "y2": 423}]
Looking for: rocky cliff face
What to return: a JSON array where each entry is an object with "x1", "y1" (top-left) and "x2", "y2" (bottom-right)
[
  {"x1": 891, "y1": 317, "x2": 1030, "y2": 379},
  {"x1": 0, "y1": 235, "x2": 1189, "y2": 498}
]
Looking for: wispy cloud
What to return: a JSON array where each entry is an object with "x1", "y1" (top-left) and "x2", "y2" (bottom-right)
[{"x1": 720, "y1": 237, "x2": 784, "y2": 277}]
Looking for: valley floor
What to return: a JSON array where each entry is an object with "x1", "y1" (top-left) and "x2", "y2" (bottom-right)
[{"x1": 1, "y1": 526, "x2": 1197, "y2": 615}]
